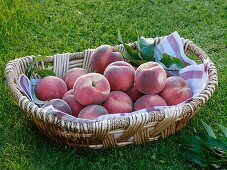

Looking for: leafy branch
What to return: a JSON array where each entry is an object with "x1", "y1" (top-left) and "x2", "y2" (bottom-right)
[
  {"x1": 179, "y1": 120, "x2": 227, "y2": 169},
  {"x1": 117, "y1": 29, "x2": 185, "y2": 71},
  {"x1": 25, "y1": 55, "x2": 55, "y2": 79}
]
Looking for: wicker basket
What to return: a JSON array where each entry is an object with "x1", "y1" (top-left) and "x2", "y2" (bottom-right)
[{"x1": 4, "y1": 37, "x2": 218, "y2": 149}]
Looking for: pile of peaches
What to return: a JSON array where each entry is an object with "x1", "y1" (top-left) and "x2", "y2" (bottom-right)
[{"x1": 35, "y1": 45, "x2": 193, "y2": 119}]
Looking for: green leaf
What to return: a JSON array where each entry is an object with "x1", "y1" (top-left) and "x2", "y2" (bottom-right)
[
  {"x1": 220, "y1": 136, "x2": 227, "y2": 145},
  {"x1": 207, "y1": 157, "x2": 225, "y2": 169},
  {"x1": 118, "y1": 29, "x2": 141, "y2": 61},
  {"x1": 179, "y1": 135, "x2": 203, "y2": 147},
  {"x1": 28, "y1": 68, "x2": 44, "y2": 79},
  {"x1": 201, "y1": 120, "x2": 217, "y2": 139},
  {"x1": 121, "y1": 52, "x2": 132, "y2": 61},
  {"x1": 172, "y1": 57, "x2": 185, "y2": 68},
  {"x1": 207, "y1": 156, "x2": 222, "y2": 163},
  {"x1": 122, "y1": 51, "x2": 136, "y2": 61},
  {"x1": 179, "y1": 135, "x2": 212, "y2": 154},
  {"x1": 123, "y1": 43, "x2": 141, "y2": 60},
  {"x1": 182, "y1": 151, "x2": 210, "y2": 167},
  {"x1": 25, "y1": 55, "x2": 49, "y2": 76},
  {"x1": 180, "y1": 134, "x2": 227, "y2": 158},
  {"x1": 179, "y1": 121, "x2": 227, "y2": 169},
  {"x1": 160, "y1": 54, "x2": 173, "y2": 68},
  {"x1": 139, "y1": 37, "x2": 155, "y2": 61},
  {"x1": 198, "y1": 124, "x2": 227, "y2": 150},
  {"x1": 197, "y1": 133, "x2": 227, "y2": 153},
  {"x1": 160, "y1": 53, "x2": 185, "y2": 69},
  {"x1": 218, "y1": 124, "x2": 227, "y2": 138},
  {"x1": 193, "y1": 128, "x2": 198, "y2": 133},
  {"x1": 184, "y1": 147, "x2": 207, "y2": 158},
  {"x1": 35, "y1": 69, "x2": 56, "y2": 78},
  {"x1": 219, "y1": 163, "x2": 227, "y2": 169},
  {"x1": 28, "y1": 68, "x2": 55, "y2": 79},
  {"x1": 130, "y1": 60, "x2": 147, "y2": 66}
]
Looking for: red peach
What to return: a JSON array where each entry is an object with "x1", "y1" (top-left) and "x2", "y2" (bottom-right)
[
  {"x1": 102, "y1": 91, "x2": 133, "y2": 114},
  {"x1": 135, "y1": 62, "x2": 167, "y2": 94},
  {"x1": 133, "y1": 94, "x2": 167, "y2": 111},
  {"x1": 63, "y1": 89, "x2": 74, "y2": 96},
  {"x1": 103, "y1": 61, "x2": 135, "y2": 92},
  {"x1": 35, "y1": 76, "x2": 67, "y2": 101},
  {"x1": 126, "y1": 85, "x2": 143, "y2": 102},
  {"x1": 78, "y1": 105, "x2": 109, "y2": 119},
  {"x1": 63, "y1": 68, "x2": 88, "y2": 90},
  {"x1": 73, "y1": 73, "x2": 110, "y2": 106},
  {"x1": 90, "y1": 45, "x2": 123, "y2": 74},
  {"x1": 62, "y1": 89, "x2": 84, "y2": 117},
  {"x1": 160, "y1": 76, "x2": 193, "y2": 106}
]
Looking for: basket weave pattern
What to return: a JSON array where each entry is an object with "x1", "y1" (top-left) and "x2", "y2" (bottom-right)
[{"x1": 5, "y1": 37, "x2": 218, "y2": 149}]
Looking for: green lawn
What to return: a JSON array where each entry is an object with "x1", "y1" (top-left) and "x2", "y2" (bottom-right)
[{"x1": 0, "y1": 0, "x2": 226, "y2": 169}]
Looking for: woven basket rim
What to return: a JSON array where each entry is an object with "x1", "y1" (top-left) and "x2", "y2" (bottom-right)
[{"x1": 4, "y1": 36, "x2": 218, "y2": 138}]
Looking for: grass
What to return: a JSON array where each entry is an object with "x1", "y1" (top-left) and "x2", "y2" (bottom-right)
[{"x1": 0, "y1": 0, "x2": 226, "y2": 169}]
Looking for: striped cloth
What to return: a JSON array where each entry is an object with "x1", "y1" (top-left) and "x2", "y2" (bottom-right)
[
  {"x1": 154, "y1": 31, "x2": 209, "y2": 97},
  {"x1": 154, "y1": 31, "x2": 197, "y2": 66}
]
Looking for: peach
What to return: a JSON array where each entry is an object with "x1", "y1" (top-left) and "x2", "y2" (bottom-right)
[
  {"x1": 73, "y1": 73, "x2": 110, "y2": 106},
  {"x1": 134, "y1": 94, "x2": 167, "y2": 111},
  {"x1": 42, "y1": 99, "x2": 72, "y2": 115},
  {"x1": 78, "y1": 105, "x2": 109, "y2": 119},
  {"x1": 62, "y1": 89, "x2": 84, "y2": 117},
  {"x1": 126, "y1": 85, "x2": 143, "y2": 102},
  {"x1": 90, "y1": 45, "x2": 123, "y2": 74},
  {"x1": 35, "y1": 76, "x2": 68, "y2": 101},
  {"x1": 102, "y1": 91, "x2": 133, "y2": 114},
  {"x1": 63, "y1": 89, "x2": 74, "y2": 96},
  {"x1": 63, "y1": 68, "x2": 88, "y2": 90},
  {"x1": 104, "y1": 61, "x2": 135, "y2": 91},
  {"x1": 135, "y1": 62, "x2": 167, "y2": 94},
  {"x1": 160, "y1": 76, "x2": 193, "y2": 106}
]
